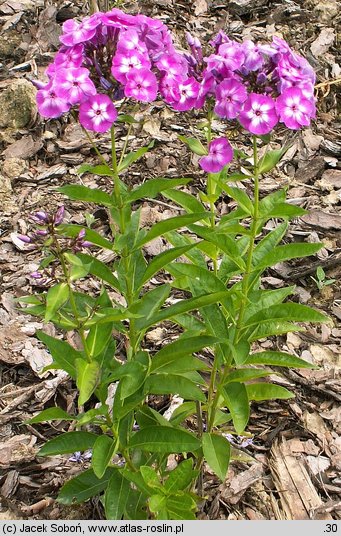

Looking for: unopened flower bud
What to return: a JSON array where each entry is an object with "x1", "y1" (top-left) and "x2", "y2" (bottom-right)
[
  {"x1": 81, "y1": 241, "x2": 92, "y2": 248},
  {"x1": 54, "y1": 206, "x2": 65, "y2": 226},
  {"x1": 17, "y1": 234, "x2": 31, "y2": 243},
  {"x1": 34, "y1": 229, "x2": 49, "y2": 237},
  {"x1": 186, "y1": 32, "x2": 195, "y2": 47},
  {"x1": 30, "y1": 271, "x2": 43, "y2": 279},
  {"x1": 30, "y1": 211, "x2": 48, "y2": 223},
  {"x1": 77, "y1": 229, "x2": 86, "y2": 240}
]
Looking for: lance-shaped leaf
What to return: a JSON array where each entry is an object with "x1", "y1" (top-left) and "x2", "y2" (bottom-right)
[
  {"x1": 58, "y1": 185, "x2": 113, "y2": 206},
  {"x1": 131, "y1": 284, "x2": 171, "y2": 331},
  {"x1": 105, "y1": 470, "x2": 130, "y2": 520},
  {"x1": 78, "y1": 163, "x2": 114, "y2": 176},
  {"x1": 128, "y1": 426, "x2": 201, "y2": 453},
  {"x1": 246, "y1": 383, "x2": 294, "y2": 401},
  {"x1": 126, "y1": 178, "x2": 190, "y2": 203},
  {"x1": 77, "y1": 253, "x2": 121, "y2": 291},
  {"x1": 244, "y1": 351, "x2": 317, "y2": 369},
  {"x1": 92, "y1": 435, "x2": 117, "y2": 479},
  {"x1": 258, "y1": 147, "x2": 288, "y2": 174},
  {"x1": 139, "y1": 244, "x2": 197, "y2": 288},
  {"x1": 163, "y1": 189, "x2": 206, "y2": 215},
  {"x1": 117, "y1": 142, "x2": 154, "y2": 173},
  {"x1": 75, "y1": 358, "x2": 101, "y2": 406},
  {"x1": 222, "y1": 383, "x2": 249, "y2": 435},
  {"x1": 28, "y1": 407, "x2": 75, "y2": 424},
  {"x1": 45, "y1": 282, "x2": 69, "y2": 322},
  {"x1": 150, "y1": 335, "x2": 218, "y2": 373},
  {"x1": 252, "y1": 222, "x2": 288, "y2": 266},
  {"x1": 58, "y1": 468, "x2": 114, "y2": 505},
  {"x1": 39, "y1": 431, "x2": 98, "y2": 456},
  {"x1": 145, "y1": 374, "x2": 206, "y2": 402},
  {"x1": 178, "y1": 135, "x2": 206, "y2": 156},
  {"x1": 136, "y1": 212, "x2": 209, "y2": 248},
  {"x1": 244, "y1": 302, "x2": 328, "y2": 328},
  {"x1": 202, "y1": 433, "x2": 231, "y2": 481},
  {"x1": 223, "y1": 185, "x2": 254, "y2": 216},
  {"x1": 164, "y1": 459, "x2": 196, "y2": 493},
  {"x1": 58, "y1": 224, "x2": 113, "y2": 250},
  {"x1": 36, "y1": 330, "x2": 80, "y2": 378},
  {"x1": 254, "y1": 242, "x2": 323, "y2": 271}
]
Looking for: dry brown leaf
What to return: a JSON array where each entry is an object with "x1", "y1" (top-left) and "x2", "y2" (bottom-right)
[{"x1": 310, "y1": 28, "x2": 335, "y2": 57}]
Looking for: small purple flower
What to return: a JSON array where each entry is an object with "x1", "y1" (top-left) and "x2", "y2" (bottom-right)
[
  {"x1": 156, "y1": 53, "x2": 188, "y2": 78},
  {"x1": 54, "y1": 206, "x2": 65, "y2": 226},
  {"x1": 214, "y1": 78, "x2": 247, "y2": 119},
  {"x1": 36, "y1": 83, "x2": 71, "y2": 119},
  {"x1": 276, "y1": 87, "x2": 315, "y2": 130},
  {"x1": 55, "y1": 68, "x2": 97, "y2": 105},
  {"x1": 242, "y1": 40, "x2": 265, "y2": 72},
  {"x1": 172, "y1": 77, "x2": 200, "y2": 111},
  {"x1": 60, "y1": 16, "x2": 101, "y2": 46},
  {"x1": 117, "y1": 28, "x2": 148, "y2": 56},
  {"x1": 79, "y1": 94, "x2": 117, "y2": 133},
  {"x1": 29, "y1": 211, "x2": 48, "y2": 224},
  {"x1": 124, "y1": 68, "x2": 158, "y2": 102},
  {"x1": 30, "y1": 271, "x2": 43, "y2": 279},
  {"x1": 199, "y1": 137, "x2": 233, "y2": 173},
  {"x1": 111, "y1": 51, "x2": 150, "y2": 84},
  {"x1": 17, "y1": 234, "x2": 31, "y2": 243},
  {"x1": 159, "y1": 75, "x2": 181, "y2": 104},
  {"x1": 239, "y1": 93, "x2": 278, "y2": 135}
]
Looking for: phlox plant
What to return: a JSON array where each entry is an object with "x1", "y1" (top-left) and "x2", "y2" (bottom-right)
[{"x1": 19, "y1": 7, "x2": 328, "y2": 520}]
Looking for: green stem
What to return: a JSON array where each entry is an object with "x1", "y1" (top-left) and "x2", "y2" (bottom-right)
[
  {"x1": 80, "y1": 124, "x2": 109, "y2": 168},
  {"x1": 234, "y1": 136, "x2": 260, "y2": 341}
]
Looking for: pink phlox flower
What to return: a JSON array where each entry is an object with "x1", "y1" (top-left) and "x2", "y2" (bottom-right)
[
  {"x1": 172, "y1": 77, "x2": 200, "y2": 111},
  {"x1": 159, "y1": 75, "x2": 182, "y2": 104},
  {"x1": 242, "y1": 40, "x2": 265, "y2": 72},
  {"x1": 124, "y1": 68, "x2": 158, "y2": 102},
  {"x1": 278, "y1": 51, "x2": 316, "y2": 85},
  {"x1": 36, "y1": 81, "x2": 71, "y2": 118},
  {"x1": 214, "y1": 78, "x2": 247, "y2": 119},
  {"x1": 60, "y1": 16, "x2": 101, "y2": 46},
  {"x1": 279, "y1": 77, "x2": 315, "y2": 100},
  {"x1": 196, "y1": 70, "x2": 216, "y2": 109},
  {"x1": 217, "y1": 41, "x2": 245, "y2": 71},
  {"x1": 117, "y1": 28, "x2": 148, "y2": 56},
  {"x1": 156, "y1": 53, "x2": 188, "y2": 78},
  {"x1": 55, "y1": 68, "x2": 97, "y2": 105},
  {"x1": 209, "y1": 30, "x2": 230, "y2": 51},
  {"x1": 276, "y1": 87, "x2": 315, "y2": 130},
  {"x1": 199, "y1": 137, "x2": 233, "y2": 173},
  {"x1": 111, "y1": 52, "x2": 150, "y2": 83},
  {"x1": 101, "y1": 8, "x2": 136, "y2": 28},
  {"x1": 79, "y1": 94, "x2": 117, "y2": 133},
  {"x1": 239, "y1": 93, "x2": 278, "y2": 135}
]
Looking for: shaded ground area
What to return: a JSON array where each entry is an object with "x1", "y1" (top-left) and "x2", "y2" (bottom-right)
[{"x1": 0, "y1": 0, "x2": 340, "y2": 521}]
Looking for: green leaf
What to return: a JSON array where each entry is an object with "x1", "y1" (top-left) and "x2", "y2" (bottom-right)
[
  {"x1": 223, "y1": 368, "x2": 273, "y2": 384},
  {"x1": 245, "y1": 351, "x2": 318, "y2": 369},
  {"x1": 178, "y1": 135, "x2": 207, "y2": 156},
  {"x1": 252, "y1": 223, "x2": 288, "y2": 266},
  {"x1": 39, "y1": 431, "x2": 98, "y2": 456},
  {"x1": 78, "y1": 163, "x2": 114, "y2": 176},
  {"x1": 126, "y1": 178, "x2": 190, "y2": 203},
  {"x1": 164, "y1": 493, "x2": 197, "y2": 519},
  {"x1": 140, "y1": 466, "x2": 162, "y2": 490},
  {"x1": 128, "y1": 426, "x2": 200, "y2": 453},
  {"x1": 117, "y1": 114, "x2": 138, "y2": 124},
  {"x1": 254, "y1": 242, "x2": 323, "y2": 271},
  {"x1": 153, "y1": 355, "x2": 209, "y2": 374},
  {"x1": 258, "y1": 147, "x2": 287, "y2": 174},
  {"x1": 58, "y1": 185, "x2": 113, "y2": 206},
  {"x1": 45, "y1": 282, "x2": 69, "y2": 322},
  {"x1": 120, "y1": 361, "x2": 148, "y2": 399},
  {"x1": 87, "y1": 319, "x2": 113, "y2": 358},
  {"x1": 248, "y1": 321, "x2": 304, "y2": 341},
  {"x1": 202, "y1": 433, "x2": 231, "y2": 481},
  {"x1": 132, "y1": 284, "x2": 171, "y2": 331},
  {"x1": 92, "y1": 435, "x2": 117, "y2": 479},
  {"x1": 264, "y1": 202, "x2": 307, "y2": 219},
  {"x1": 137, "y1": 212, "x2": 209, "y2": 248},
  {"x1": 223, "y1": 383, "x2": 250, "y2": 435},
  {"x1": 145, "y1": 374, "x2": 206, "y2": 402},
  {"x1": 169, "y1": 402, "x2": 196, "y2": 426},
  {"x1": 244, "y1": 302, "x2": 328, "y2": 327},
  {"x1": 75, "y1": 359, "x2": 101, "y2": 406},
  {"x1": 28, "y1": 407, "x2": 75, "y2": 424},
  {"x1": 150, "y1": 335, "x2": 218, "y2": 373},
  {"x1": 77, "y1": 254, "x2": 121, "y2": 290},
  {"x1": 117, "y1": 142, "x2": 154, "y2": 173},
  {"x1": 105, "y1": 470, "x2": 130, "y2": 520},
  {"x1": 246, "y1": 383, "x2": 294, "y2": 401},
  {"x1": 142, "y1": 291, "x2": 231, "y2": 329},
  {"x1": 58, "y1": 468, "x2": 113, "y2": 505},
  {"x1": 163, "y1": 189, "x2": 206, "y2": 215},
  {"x1": 139, "y1": 244, "x2": 197, "y2": 287},
  {"x1": 36, "y1": 331, "x2": 80, "y2": 379},
  {"x1": 223, "y1": 185, "x2": 254, "y2": 216},
  {"x1": 164, "y1": 459, "x2": 195, "y2": 493}
]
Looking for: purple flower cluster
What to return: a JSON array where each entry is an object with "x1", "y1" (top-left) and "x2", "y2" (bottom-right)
[
  {"x1": 182, "y1": 32, "x2": 316, "y2": 135},
  {"x1": 36, "y1": 9, "x2": 184, "y2": 132}
]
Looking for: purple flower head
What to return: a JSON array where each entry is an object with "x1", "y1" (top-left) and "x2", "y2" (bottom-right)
[
  {"x1": 79, "y1": 94, "x2": 117, "y2": 133},
  {"x1": 30, "y1": 211, "x2": 48, "y2": 224},
  {"x1": 54, "y1": 205, "x2": 65, "y2": 226},
  {"x1": 157, "y1": 53, "x2": 188, "y2": 78},
  {"x1": 60, "y1": 15, "x2": 101, "y2": 46},
  {"x1": 276, "y1": 87, "x2": 315, "y2": 130},
  {"x1": 199, "y1": 137, "x2": 233, "y2": 173},
  {"x1": 55, "y1": 68, "x2": 97, "y2": 105},
  {"x1": 54, "y1": 45, "x2": 84, "y2": 69},
  {"x1": 124, "y1": 68, "x2": 158, "y2": 102},
  {"x1": 214, "y1": 78, "x2": 247, "y2": 119},
  {"x1": 159, "y1": 75, "x2": 181, "y2": 104},
  {"x1": 117, "y1": 28, "x2": 148, "y2": 56},
  {"x1": 111, "y1": 51, "x2": 150, "y2": 84},
  {"x1": 196, "y1": 70, "x2": 216, "y2": 109},
  {"x1": 36, "y1": 82, "x2": 71, "y2": 119},
  {"x1": 101, "y1": 8, "x2": 136, "y2": 28},
  {"x1": 242, "y1": 40, "x2": 265, "y2": 72},
  {"x1": 213, "y1": 41, "x2": 245, "y2": 73},
  {"x1": 239, "y1": 93, "x2": 278, "y2": 135},
  {"x1": 172, "y1": 78, "x2": 200, "y2": 111}
]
